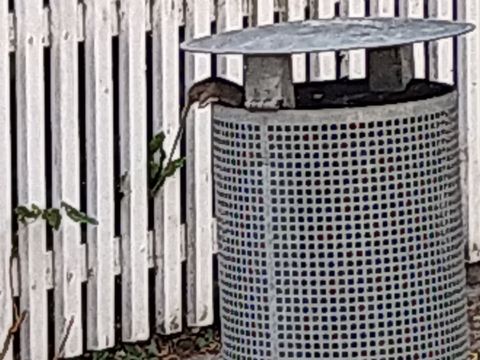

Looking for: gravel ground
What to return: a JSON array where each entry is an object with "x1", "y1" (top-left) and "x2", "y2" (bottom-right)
[
  {"x1": 468, "y1": 281, "x2": 480, "y2": 352},
  {"x1": 187, "y1": 354, "x2": 222, "y2": 360}
]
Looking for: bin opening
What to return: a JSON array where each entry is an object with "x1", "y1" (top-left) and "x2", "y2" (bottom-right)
[
  {"x1": 208, "y1": 78, "x2": 453, "y2": 111},
  {"x1": 294, "y1": 79, "x2": 454, "y2": 109}
]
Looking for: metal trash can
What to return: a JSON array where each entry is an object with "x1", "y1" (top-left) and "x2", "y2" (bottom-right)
[{"x1": 182, "y1": 18, "x2": 474, "y2": 360}]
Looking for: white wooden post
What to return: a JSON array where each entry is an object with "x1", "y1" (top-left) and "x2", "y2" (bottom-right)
[
  {"x1": 185, "y1": 0, "x2": 214, "y2": 327},
  {"x1": 249, "y1": 0, "x2": 274, "y2": 26},
  {"x1": 399, "y1": 0, "x2": 426, "y2": 79},
  {"x1": 50, "y1": 0, "x2": 84, "y2": 356},
  {"x1": 118, "y1": 0, "x2": 149, "y2": 341},
  {"x1": 152, "y1": 0, "x2": 183, "y2": 335},
  {"x1": 428, "y1": 0, "x2": 454, "y2": 84},
  {"x1": 14, "y1": 0, "x2": 48, "y2": 358},
  {"x1": 370, "y1": 0, "x2": 394, "y2": 16},
  {"x1": 217, "y1": 0, "x2": 244, "y2": 85},
  {"x1": 242, "y1": 0, "x2": 249, "y2": 17},
  {"x1": 0, "y1": 0, "x2": 12, "y2": 358},
  {"x1": 458, "y1": 0, "x2": 480, "y2": 262},
  {"x1": 340, "y1": 0, "x2": 366, "y2": 79},
  {"x1": 287, "y1": 0, "x2": 306, "y2": 83},
  {"x1": 83, "y1": 0, "x2": 116, "y2": 350},
  {"x1": 309, "y1": 0, "x2": 336, "y2": 81}
]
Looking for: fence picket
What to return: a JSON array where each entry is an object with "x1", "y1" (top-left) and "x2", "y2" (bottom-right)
[
  {"x1": 242, "y1": 0, "x2": 249, "y2": 16},
  {"x1": 370, "y1": 0, "x2": 395, "y2": 16},
  {"x1": 14, "y1": 0, "x2": 48, "y2": 358},
  {"x1": 309, "y1": 0, "x2": 336, "y2": 81},
  {"x1": 84, "y1": 0, "x2": 116, "y2": 350},
  {"x1": 399, "y1": 0, "x2": 426, "y2": 78},
  {"x1": 340, "y1": 0, "x2": 366, "y2": 79},
  {"x1": 429, "y1": 0, "x2": 454, "y2": 84},
  {"x1": 50, "y1": 0, "x2": 83, "y2": 356},
  {"x1": 458, "y1": 0, "x2": 480, "y2": 261},
  {"x1": 118, "y1": 0, "x2": 149, "y2": 341},
  {"x1": 287, "y1": 0, "x2": 306, "y2": 83},
  {"x1": 217, "y1": 0, "x2": 244, "y2": 85},
  {"x1": 152, "y1": 0, "x2": 183, "y2": 335},
  {"x1": 185, "y1": 0, "x2": 214, "y2": 327},
  {"x1": 249, "y1": 0, "x2": 274, "y2": 26},
  {"x1": 0, "y1": 0, "x2": 12, "y2": 359}
]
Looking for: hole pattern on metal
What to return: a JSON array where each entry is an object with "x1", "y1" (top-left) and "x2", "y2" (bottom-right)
[{"x1": 213, "y1": 95, "x2": 468, "y2": 360}]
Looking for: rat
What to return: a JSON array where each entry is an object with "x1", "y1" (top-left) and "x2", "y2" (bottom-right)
[{"x1": 164, "y1": 77, "x2": 244, "y2": 169}]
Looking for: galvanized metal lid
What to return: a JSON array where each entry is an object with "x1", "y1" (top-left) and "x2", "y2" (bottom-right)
[{"x1": 180, "y1": 18, "x2": 474, "y2": 55}]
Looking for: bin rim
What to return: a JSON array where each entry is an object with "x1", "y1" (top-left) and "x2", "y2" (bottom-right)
[{"x1": 212, "y1": 89, "x2": 458, "y2": 125}]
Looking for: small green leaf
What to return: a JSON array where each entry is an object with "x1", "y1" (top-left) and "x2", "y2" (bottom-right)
[
  {"x1": 113, "y1": 350, "x2": 127, "y2": 360},
  {"x1": 150, "y1": 132, "x2": 167, "y2": 174},
  {"x1": 150, "y1": 157, "x2": 185, "y2": 196},
  {"x1": 149, "y1": 132, "x2": 165, "y2": 155},
  {"x1": 92, "y1": 351, "x2": 111, "y2": 360},
  {"x1": 144, "y1": 339, "x2": 160, "y2": 357},
  {"x1": 14, "y1": 206, "x2": 31, "y2": 223},
  {"x1": 42, "y1": 208, "x2": 62, "y2": 230},
  {"x1": 60, "y1": 202, "x2": 99, "y2": 225},
  {"x1": 15, "y1": 204, "x2": 42, "y2": 224},
  {"x1": 204, "y1": 328, "x2": 214, "y2": 342},
  {"x1": 123, "y1": 344, "x2": 144, "y2": 359},
  {"x1": 31, "y1": 204, "x2": 43, "y2": 217},
  {"x1": 195, "y1": 336, "x2": 208, "y2": 348}
]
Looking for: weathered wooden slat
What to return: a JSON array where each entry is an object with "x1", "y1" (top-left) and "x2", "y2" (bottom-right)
[
  {"x1": 50, "y1": 0, "x2": 83, "y2": 356},
  {"x1": 14, "y1": 0, "x2": 48, "y2": 358},
  {"x1": 211, "y1": 0, "x2": 216, "y2": 22},
  {"x1": 83, "y1": 0, "x2": 116, "y2": 350},
  {"x1": 6, "y1": 7, "x2": 52, "y2": 51},
  {"x1": 145, "y1": 0, "x2": 152, "y2": 31},
  {"x1": 370, "y1": 0, "x2": 395, "y2": 16},
  {"x1": 244, "y1": 0, "x2": 284, "y2": 17},
  {"x1": 276, "y1": 0, "x2": 287, "y2": 20},
  {"x1": 428, "y1": 0, "x2": 454, "y2": 84},
  {"x1": 309, "y1": 0, "x2": 336, "y2": 81},
  {"x1": 242, "y1": 0, "x2": 249, "y2": 17},
  {"x1": 12, "y1": 251, "x2": 59, "y2": 293},
  {"x1": 76, "y1": 3, "x2": 84, "y2": 42},
  {"x1": 249, "y1": 0, "x2": 274, "y2": 26},
  {"x1": 185, "y1": 0, "x2": 214, "y2": 327},
  {"x1": 0, "y1": 0, "x2": 12, "y2": 359},
  {"x1": 178, "y1": 0, "x2": 185, "y2": 26},
  {"x1": 399, "y1": 0, "x2": 426, "y2": 78},
  {"x1": 42, "y1": 7, "x2": 49, "y2": 46},
  {"x1": 8, "y1": 13, "x2": 14, "y2": 52},
  {"x1": 458, "y1": 0, "x2": 480, "y2": 262},
  {"x1": 287, "y1": 0, "x2": 306, "y2": 83},
  {"x1": 151, "y1": 0, "x2": 183, "y2": 335},
  {"x1": 340, "y1": 0, "x2": 366, "y2": 79},
  {"x1": 111, "y1": 0, "x2": 119, "y2": 36},
  {"x1": 217, "y1": 0, "x2": 244, "y2": 85},
  {"x1": 118, "y1": 0, "x2": 149, "y2": 342}
]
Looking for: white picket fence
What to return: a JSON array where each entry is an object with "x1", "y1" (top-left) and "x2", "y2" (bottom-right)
[{"x1": 0, "y1": 0, "x2": 479, "y2": 358}]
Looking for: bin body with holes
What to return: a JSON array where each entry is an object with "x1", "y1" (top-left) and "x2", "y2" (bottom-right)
[
  {"x1": 213, "y1": 90, "x2": 467, "y2": 359},
  {"x1": 182, "y1": 18, "x2": 474, "y2": 360}
]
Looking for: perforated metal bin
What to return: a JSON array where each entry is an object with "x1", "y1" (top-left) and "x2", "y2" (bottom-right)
[
  {"x1": 212, "y1": 87, "x2": 468, "y2": 359},
  {"x1": 182, "y1": 17, "x2": 474, "y2": 360}
]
